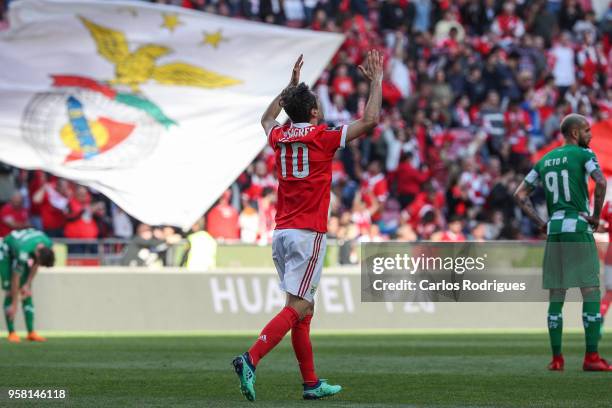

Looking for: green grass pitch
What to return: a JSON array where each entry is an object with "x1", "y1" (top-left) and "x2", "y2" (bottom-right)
[{"x1": 0, "y1": 331, "x2": 610, "y2": 407}]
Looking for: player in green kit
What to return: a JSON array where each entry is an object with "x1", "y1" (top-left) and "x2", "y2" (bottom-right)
[
  {"x1": 514, "y1": 113, "x2": 609, "y2": 371},
  {"x1": 1, "y1": 228, "x2": 54, "y2": 343}
]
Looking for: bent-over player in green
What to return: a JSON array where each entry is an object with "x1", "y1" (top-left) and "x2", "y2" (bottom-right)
[
  {"x1": 2, "y1": 228, "x2": 54, "y2": 343},
  {"x1": 514, "y1": 113, "x2": 609, "y2": 371}
]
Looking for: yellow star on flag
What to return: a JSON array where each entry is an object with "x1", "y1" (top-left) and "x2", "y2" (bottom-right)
[
  {"x1": 161, "y1": 13, "x2": 182, "y2": 32},
  {"x1": 202, "y1": 30, "x2": 227, "y2": 48}
]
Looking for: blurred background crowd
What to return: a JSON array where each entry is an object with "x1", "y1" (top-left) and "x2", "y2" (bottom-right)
[{"x1": 0, "y1": 0, "x2": 611, "y2": 261}]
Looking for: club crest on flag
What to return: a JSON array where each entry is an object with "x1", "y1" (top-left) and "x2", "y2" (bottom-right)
[
  {"x1": 21, "y1": 16, "x2": 241, "y2": 170},
  {"x1": 0, "y1": 0, "x2": 343, "y2": 227}
]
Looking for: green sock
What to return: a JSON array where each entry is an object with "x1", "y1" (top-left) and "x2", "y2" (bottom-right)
[
  {"x1": 548, "y1": 302, "x2": 564, "y2": 356},
  {"x1": 4, "y1": 296, "x2": 15, "y2": 333},
  {"x1": 583, "y1": 292, "x2": 602, "y2": 354},
  {"x1": 22, "y1": 297, "x2": 34, "y2": 333}
]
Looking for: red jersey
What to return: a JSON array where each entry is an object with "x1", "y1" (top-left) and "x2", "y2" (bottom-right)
[
  {"x1": 64, "y1": 198, "x2": 98, "y2": 239},
  {"x1": 603, "y1": 201, "x2": 612, "y2": 265},
  {"x1": 268, "y1": 122, "x2": 347, "y2": 232},
  {"x1": 0, "y1": 203, "x2": 29, "y2": 237}
]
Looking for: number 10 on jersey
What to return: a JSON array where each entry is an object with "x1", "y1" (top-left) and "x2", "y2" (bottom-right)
[{"x1": 280, "y1": 142, "x2": 309, "y2": 179}]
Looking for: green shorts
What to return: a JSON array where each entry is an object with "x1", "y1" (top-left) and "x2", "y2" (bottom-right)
[
  {"x1": 543, "y1": 233, "x2": 600, "y2": 289},
  {"x1": 0, "y1": 240, "x2": 28, "y2": 292},
  {"x1": 0, "y1": 242, "x2": 11, "y2": 291}
]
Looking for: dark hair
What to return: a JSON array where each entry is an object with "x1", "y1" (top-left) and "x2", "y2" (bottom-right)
[
  {"x1": 400, "y1": 151, "x2": 414, "y2": 162},
  {"x1": 262, "y1": 187, "x2": 274, "y2": 197},
  {"x1": 36, "y1": 246, "x2": 55, "y2": 267},
  {"x1": 280, "y1": 83, "x2": 317, "y2": 123}
]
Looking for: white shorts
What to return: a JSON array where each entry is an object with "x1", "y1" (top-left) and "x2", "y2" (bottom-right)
[
  {"x1": 605, "y1": 265, "x2": 612, "y2": 290},
  {"x1": 272, "y1": 229, "x2": 327, "y2": 303}
]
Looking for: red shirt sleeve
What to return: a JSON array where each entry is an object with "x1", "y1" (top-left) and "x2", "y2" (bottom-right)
[
  {"x1": 267, "y1": 125, "x2": 282, "y2": 148},
  {"x1": 318, "y1": 125, "x2": 348, "y2": 153}
]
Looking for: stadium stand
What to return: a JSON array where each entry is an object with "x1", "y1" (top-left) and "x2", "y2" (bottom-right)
[{"x1": 0, "y1": 0, "x2": 611, "y2": 260}]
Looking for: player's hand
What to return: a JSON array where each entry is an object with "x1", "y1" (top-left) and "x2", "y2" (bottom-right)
[
  {"x1": 289, "y1": 54, "x2": 303, "y2": 86},
  {"x1": 20, "y1": 285, "x2": 32, "y2": 298},
  {"x1": 582, "y1": 214, "x2": 602, "y2": 231},
  {"x1": 6, "y1": 303, "x2": 16, "y2": 319},
  {"x1": 358, "y1": 50, "x2": 384, "y2": 83},
  {"x1": 537, "y1": 222, "x2": 547, "y2": 235}
]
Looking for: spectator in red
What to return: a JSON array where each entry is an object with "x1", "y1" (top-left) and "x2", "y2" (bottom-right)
[
  {"x1": 361, "y1": 160, "x2": 388, "y2": 220},
  {"x1": 31, "y1": 178, "x2": 71, "y2": 237},
  {"x1": 27, "y1": 170, "x2": 46, "y2": 230},
  {"x1": 243, "y1": 160, "x2": 277, "y2": 202},
  {"x1": 64, "y1": 186, "x2": 98, "y2": 239},
  {"x1": 332, "y1": 64, "x2": 355, "y2": 98},
  {"x1": 531, "y1": 75, "x2": 559, "y2": 123},
  {"x1": 406, "y1": 184, "x2": 445, "y2": 229},
  {"x1": 206, "y1": 189, "x2": 239, "y2": 240},
  {"x1": 491, "y1": 2, "x2": 525, "y2": 41},
  {"x1": 505, "y1": 101, "x2": 532, "y2": 159},
  {"x1": 310, "y1": 8, "x2": 327, "y2": 31},
  {"x1": 381, "y1": 75, "x2": 403, "y2": 107},
  {"x1": 0, "y1": 192, "x2": 29, "y2": 237},
  {"x1": 458, "y1": 159, "x2": 491, "y2": 207},
  {"x1": 396, "y1": 152, "x2": 430, "y2": 209},
  {"x1": 577, "y1": 31, "x2": 607, "y2": 88},
  {"x1": 433, "y1": 216, "x2": 467, "y2": 242}
]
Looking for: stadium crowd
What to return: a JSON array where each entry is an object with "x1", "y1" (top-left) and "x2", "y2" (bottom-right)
[{"x1": 0, "y1": 1, "x2": 611, "y2": 260}]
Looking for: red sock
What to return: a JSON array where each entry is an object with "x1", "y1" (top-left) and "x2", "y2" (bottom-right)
[
  {"x1": 291, "y1": 314, "x2": 318, "y2": 386},
  {"x1": 248, "y1": 306, "x2": 299, "y2": 367},
  {"x1": 601, "y1": 290, "x2": 612, "y2": 317}
]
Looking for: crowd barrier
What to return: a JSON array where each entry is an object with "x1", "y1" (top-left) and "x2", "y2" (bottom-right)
[
  {"x1": 7, "y1": 267, "x2": 589, "y2": 332},
  {"x1": 51, "y1": 239, "x2": 342, "y2": 268}
]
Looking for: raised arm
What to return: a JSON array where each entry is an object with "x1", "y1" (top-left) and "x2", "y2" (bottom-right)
[
  {"x1": 261, "y1": 54, "x2": 303, "y2": 136},
  {"x1": 345, "y1": 50, "x2": 384, "y2": 144},
  {"x1": 513, "y1": 180, "x2": 547, "y2": 232}
]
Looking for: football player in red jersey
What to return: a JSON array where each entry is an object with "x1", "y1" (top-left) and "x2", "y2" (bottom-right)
[
  {"x1": 600, "y1": 201, "x2": 612, "y2": 333},
  {"x1": 232, "y1": 51, "x2": 383, "y2": 401}
]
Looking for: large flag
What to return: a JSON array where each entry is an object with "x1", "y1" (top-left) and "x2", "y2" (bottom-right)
[{"x1": 0, "y1": 0, "x2": 343, "y2": 229}]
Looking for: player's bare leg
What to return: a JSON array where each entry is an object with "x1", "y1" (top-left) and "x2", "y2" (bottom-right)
[
  {"x1": 581, "y1": 287, "x2": 612, "y2": 371},
  {"x1": 547, "y1": 289, "x2": 565, "y2": 371}
]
